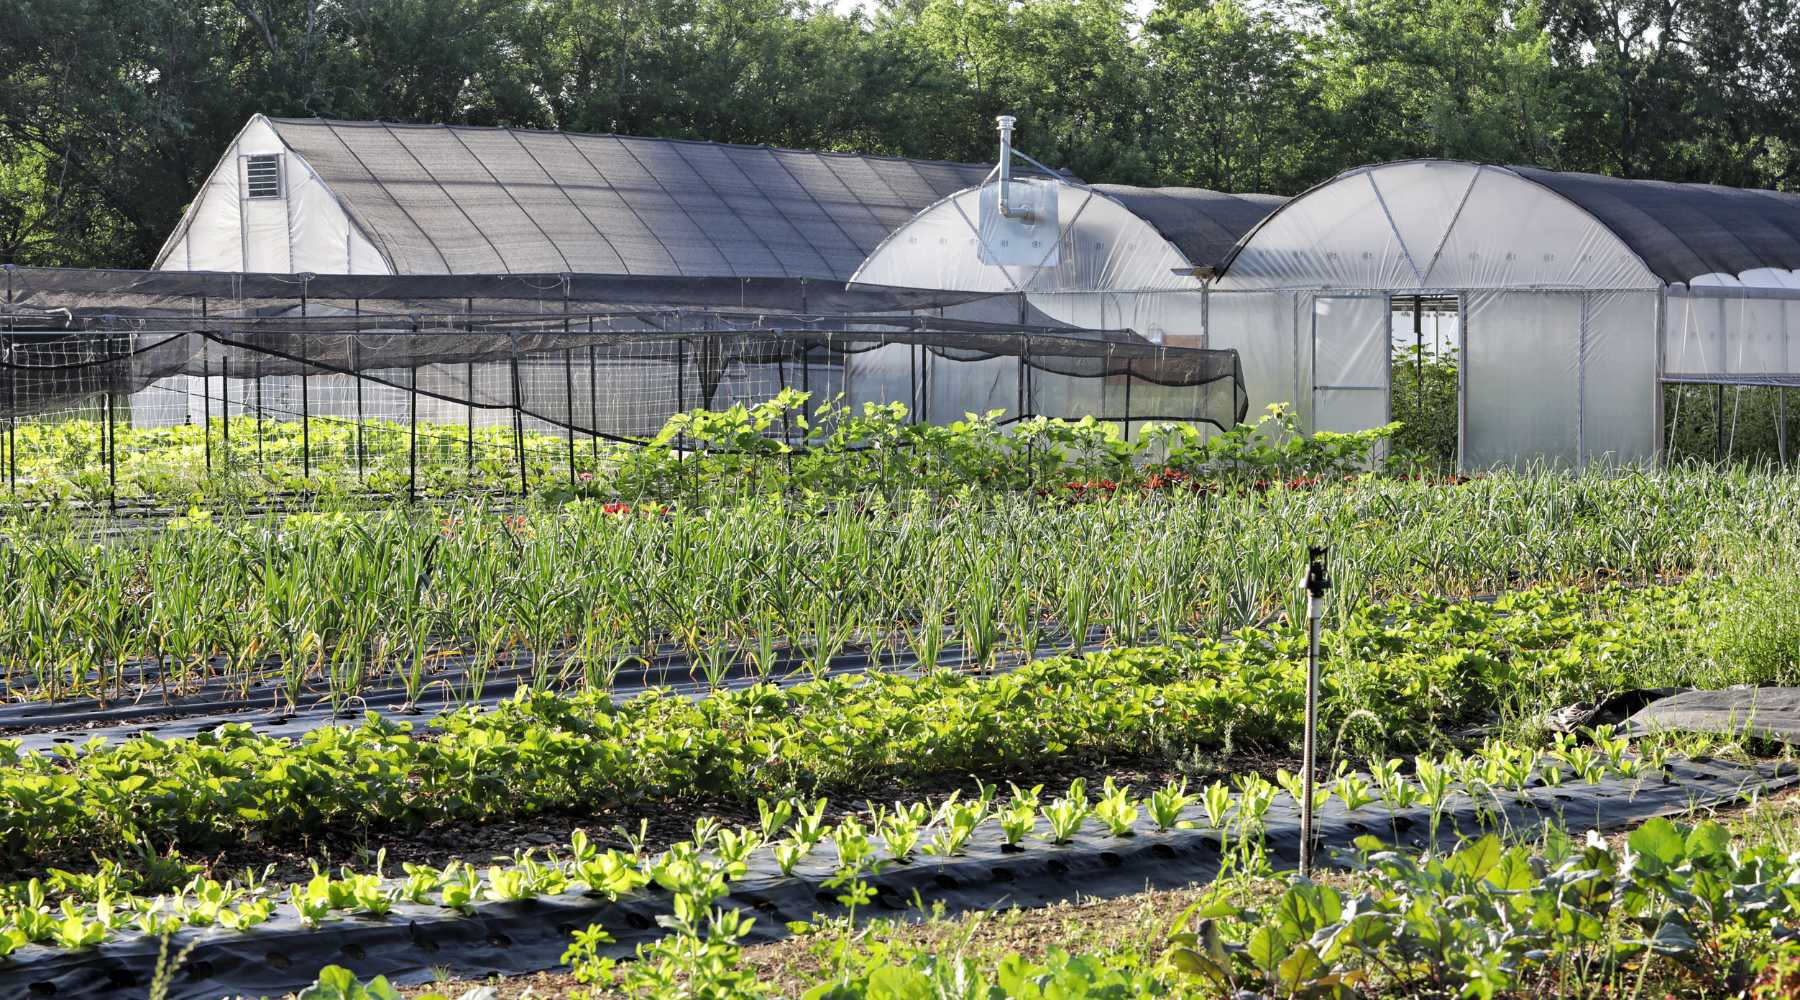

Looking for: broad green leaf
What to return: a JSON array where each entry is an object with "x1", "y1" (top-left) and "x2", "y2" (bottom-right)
[
  {"x1": 1628, "y1": 817, "x2": 1685, "y2": 866},
  {"x1": 1446, "y1": 835, "x2": 1502, "y2": 881},
  {"x1": 1685, "y1": 821, "x2": 1730, "y2": 862},
  {"x1": 1248, "y1": 924, "x2": 1290, "y2": 974},
  {"x1": 867, "y1": 964, "x2": 933, "y2": 1000}
]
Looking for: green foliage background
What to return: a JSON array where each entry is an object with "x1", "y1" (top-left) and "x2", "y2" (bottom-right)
[{"x1": 1, "y1": 0, "x2": 1795, "y2": 269}]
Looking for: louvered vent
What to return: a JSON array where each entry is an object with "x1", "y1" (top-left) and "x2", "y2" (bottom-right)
[{"x1": 244, "y1": 154, "x2": 283, "y2": 199}]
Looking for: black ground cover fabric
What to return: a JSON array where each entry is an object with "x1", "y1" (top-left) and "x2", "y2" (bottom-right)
[
  {"x1": 1, "y1": 758, "x2": 1789, "y2": 999},
  {"x1": 1625, "y1": 687, "x2": 1800, "y2": 744}
]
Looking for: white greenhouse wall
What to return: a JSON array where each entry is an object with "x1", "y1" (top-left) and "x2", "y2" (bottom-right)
[
  {"x1": 154, "y1": 115, "x2": 390, "y2": 275},
  {"x1": 1209, "y1": 161, "x2": 1675, "y2": 469},
  {"x1": 848, "y1": 178, "x2": 1209, "y2": 434}
]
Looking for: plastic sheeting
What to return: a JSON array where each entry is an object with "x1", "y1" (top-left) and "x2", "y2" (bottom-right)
[
  {"x1": 1665, "y1": 286, "x2": 1800, "y2": 386},
  {"x1": 1216, "y1": 162, "x2": 1661, "y2": 292},
  {"x1": 155, "y1": 117, "x2": 389, "y2": 274},
  {"x1": 1, "y1": 756, "x2": 1789, "y2": 999},
  {"x1": 1625, "y1": 688, "x2": 1800, "y2": 744},
  {"x1": 852, "y1": 182, "x2": 1198, "y2": 295}
]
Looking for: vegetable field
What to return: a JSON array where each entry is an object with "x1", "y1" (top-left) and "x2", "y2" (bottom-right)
[{"x1": 3, "y1": 396, "x2": 1800, "y2": 999}]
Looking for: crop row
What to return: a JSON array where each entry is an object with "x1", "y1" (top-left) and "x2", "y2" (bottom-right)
[
  {"x1": 0, "y1": 394, "x2": 1381, "y2": 506},
  {"x1": 0, "y1": 584, "x2": 1706, "y2": 870},
  {"x1": 0, "y1": 731, "x2": 1674, "y2": 960},
  {"x1": 564, "y1": 816, "x2": 1800, "y2": 1000},
  {"x1": 3, "y1": 466, "x2": 1777, "y2": 705}
]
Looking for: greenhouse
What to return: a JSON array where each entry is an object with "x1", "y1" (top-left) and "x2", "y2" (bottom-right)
[
  {"x1": 11, "y1": 116, "x2": 1800, "y2": 479},
  {"x1": 864, "y1": 156, "x2": 1800, "y2": 468}
]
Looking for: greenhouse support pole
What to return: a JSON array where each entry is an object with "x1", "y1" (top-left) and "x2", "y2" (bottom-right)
[{"x1": 1300, "y1": 546, "x2": 1331, "y2": 878}]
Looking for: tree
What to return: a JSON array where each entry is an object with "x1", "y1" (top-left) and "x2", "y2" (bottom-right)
[{"x1": 1143, "y1": 0, "x2": 1322, "y2": 192}]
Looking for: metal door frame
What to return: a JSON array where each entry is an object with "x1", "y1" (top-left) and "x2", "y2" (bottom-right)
[{"x1": 1309, "y1": 293, "x2": 1392, "y2": 441}]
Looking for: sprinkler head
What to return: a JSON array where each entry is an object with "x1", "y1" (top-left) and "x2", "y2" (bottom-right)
[{"x1": 1305, "y1": 545, "x2": 1331, "y2": 598}]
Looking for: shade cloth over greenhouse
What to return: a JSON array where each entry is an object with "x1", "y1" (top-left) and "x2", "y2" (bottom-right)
[
  {"x1": 0, "y1": 267, "x2": 1248, "y2": 431},
  {"x1": 1508, "y1": 167, "x2": 1800, "y2": 287},
  {"x1": 156, "y1": 117, "x2": 1013, "y2": 279}
]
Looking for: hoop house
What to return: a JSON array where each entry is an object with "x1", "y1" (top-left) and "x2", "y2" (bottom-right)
[
  {"x1": 1208, "y1": 160, "x2": 1800, "y2": 468},
  {"x1": 851, "y1": 178, "x2": 1277, "y2": 430}
]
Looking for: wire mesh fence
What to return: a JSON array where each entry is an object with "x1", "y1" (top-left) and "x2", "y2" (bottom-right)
[{"x1": 0, "y1": 269, "x2": 1246, "y2": 507}]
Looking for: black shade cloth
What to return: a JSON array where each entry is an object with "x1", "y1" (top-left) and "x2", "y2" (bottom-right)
[
  {"x1": 1506, "y1": 166, "x2": 1800, "y2": 286},
  {"x1": 1096, "y1": 185, "x2": 1287, "y2": 270},
  {"x1": 0, "y1": 267, "x2": 1248, "y2": 430}
]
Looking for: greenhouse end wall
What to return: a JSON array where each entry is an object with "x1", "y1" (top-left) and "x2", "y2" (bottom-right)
[{"x1": 1203, "y1": 287, "x2": 1662, "y2": 470}]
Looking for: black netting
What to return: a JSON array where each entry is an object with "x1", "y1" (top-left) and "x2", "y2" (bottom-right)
[{"x1": 0, "y1": 268, "x2": 1247, "y2": 441}]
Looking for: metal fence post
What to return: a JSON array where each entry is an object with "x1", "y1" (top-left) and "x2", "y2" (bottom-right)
[
  {"x1": 254, "y1": 368, "x2": 265, "y2": 475},
  {"x1": 353, "y1": 300, "x2": 365, "y2": 482},
  {"x1": 465, "y1": 361, "x2": 475, "y2": 480},
  {"x1": 105, "y1": 391, "x2": 118, "y2": 513},
  {"x1": 221, "y1": 352, "x2": 231, "y2": 472},
  {"x1": 590, "y1": 318, "x2": 604, "y2": 464},
  {"x1": 408, "y1": 361, "x2": 419, "y2": 503},
  {"x1": 510, "y1": 335, "x2": 527, "y2": 498},
  {"x1": 300, "y1": 285, "x2": 310, "y2": 482},
  {"x1": 3, "y1": 264, "x2": 12, "y2": 493},
  {"x1": 201, "y1": 352, "x2": 212, "y2": 475},
  {"x1": 563, "y1": 348, "x2": 577, "y2": 487}
]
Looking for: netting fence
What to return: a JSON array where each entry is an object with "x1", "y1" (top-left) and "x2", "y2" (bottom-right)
[{"x1": 0, "y1": 268, "x2": 1246, "y2": 507}]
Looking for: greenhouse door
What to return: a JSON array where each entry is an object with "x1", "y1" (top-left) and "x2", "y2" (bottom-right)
[{"x1": 1310, "y1": 294, "x2": 1391, "y2": 439}]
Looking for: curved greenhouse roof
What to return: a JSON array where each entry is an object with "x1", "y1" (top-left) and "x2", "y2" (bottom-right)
[
  {"x1": 1092, "y1": 185, "x2": 1287, "y2": 271},
  {"x1": 1507, "y1": 166, "x2": 1800, "y2": 287},
  {"x1": 853, "y1": 179, "x2": 1284, "y2": 296},
  {"x1": 1217, "y1": 160, "x2": 1800, "y2": 290}
]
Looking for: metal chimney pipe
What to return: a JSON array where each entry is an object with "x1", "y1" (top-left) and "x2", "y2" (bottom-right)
[{"x1": 996, "y1": 115, "x2": 1027, "y2": 220}]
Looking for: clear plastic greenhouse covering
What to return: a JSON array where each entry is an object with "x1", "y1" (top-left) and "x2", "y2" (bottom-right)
[
  {"x1": 1664, "y1": 286, "x2": 1800, "y2": 387},
  {"x1": 0, "y1": 268, "x2": 1248, "y2": 434}
]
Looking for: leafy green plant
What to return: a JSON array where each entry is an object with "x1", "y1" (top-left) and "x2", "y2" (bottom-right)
[{"x1": 1146, "y1": 778, "x2": 1194, "y2": 832}]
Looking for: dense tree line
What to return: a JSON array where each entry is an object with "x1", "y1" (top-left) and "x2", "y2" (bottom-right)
[{"x1": 1, "y1": 0, "x2": 1795, "y2": 268}]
